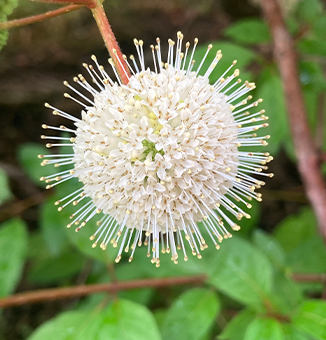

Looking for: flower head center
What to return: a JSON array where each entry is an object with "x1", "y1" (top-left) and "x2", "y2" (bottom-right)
[{"x1": 141, "y1": 139, "x2": 165, "y2": 161}]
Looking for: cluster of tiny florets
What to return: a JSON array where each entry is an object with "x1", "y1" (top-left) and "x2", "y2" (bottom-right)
[{"x1": 40, "y1": 32, "x2": 272, "y2": 266}]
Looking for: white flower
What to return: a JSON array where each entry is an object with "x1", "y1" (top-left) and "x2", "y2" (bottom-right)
[{"x1": 40, "y1": 32, "x2": 273, "y2": 266}]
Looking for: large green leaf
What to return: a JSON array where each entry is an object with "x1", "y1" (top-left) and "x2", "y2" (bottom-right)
[
  {"x1": 224, "y1": 19, "x2": 271, "y2": 45},
  {"x1": 0, "y1": 0, "x2": 19, "y2": 51},
  {"x1": 27, "y1": 310, "x2": 103, "y2": 340},
  {"x1": 244, "y1": 317, "x2": 284, "y2": 340},
  {"x1": 298, "y1": 39, "x2": 326, "y2": 57},
  {"x1": 287, "y1": 235, "x2": 326, "y2": 274},
  {"x1": 252, "y1": 230, "x2": 285, "y2": 269},
  {"x1": 273, "y1": 207, "x2": 317, "y2": 253},
  {"x1": 282, "y1": 324, "x2": 316, "y2": 340},
  {"x1": 219, "y1": 309, "x2": 256, "y2": 340},
  {"x1": 296, "y1": 0, "x2": 322, "y2": 23},
  {"x1": 256, "y1": 69, "x2": 289, "y2": 155},
  {"x1": 28, "y1": 300, "x2": 161, "y2": 340},
  {"x1": 270, "y1": 271, "x2": 303, "y2": 314},
  {"x1": 161, "y1": 288, "x2": 220, "y2": 340},
  {"x1": 293, "y1": 300, "x2": 326, "y2": 340},
  {"x1": 28, "y1": 251, "x2": 85, "y2": 284},
  {"x1": 40, "y1": 194, "x2": 69, "y2": 255},
  {"x1": 100, "y1": 299, "x2": 161, "y2": 340},
  {"x1": 273, "y1": 208, "x2": 325, "y2": 291},
  {"x1": 300, "y1": 61, "x2": 326, "y2": 93},
  {"x1": 208, "y1": 237, "x2": 273, "y2": 309},
  {"x1": 313, "y1": 15, "x2": 326, "y2": 40},
  {"x1": 0, "y1": 218, "x2": 28, "y2": 297}
]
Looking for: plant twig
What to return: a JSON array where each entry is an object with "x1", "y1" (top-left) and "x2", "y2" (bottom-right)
[
  {"x1": 1, "y1": 272, "x2": 325, "y2": 308},
  {"x1": 261, "y1": 0, "x2": 326, "y2": 242},
  {"x1": 0, "y1": 191, "x2": 51, "y2": 222},
  {"x1": 0, "y1": 275, "x2": 206, "y2": 308},
  {"x1": 292, "y1": 273, "x2": 326, "y2": 283},
  {"x1": 91, "y1": 2, "x2": 131, "y2": 84},
  {"x1": 30, "y1": 0, "x2": 95, "y2": 6},
  {"x1": 0, "y1": 5, "x2": 83, "y2": 30}
]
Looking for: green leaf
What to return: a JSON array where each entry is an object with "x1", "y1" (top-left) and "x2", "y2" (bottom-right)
[
  {"x1": 28, "y1": 231, "x2": 53, "y2": 260},
  {"x1": 300, "y1": 61, "x2": 326, "y2": 92},
  {"x1": 286, "y1": 17, "x2": 300, "y2": 35},
  {"x1": 296, "y1": 0, "x2": 322, "y2": 23},
  {"x1": 153, "y1": 309, "x2": 168, "y2": 333},
  {"x1": 287, "y1": 236, "x2": 326, "y2": 274},
  {"x1": 208, "y1": 237, "x2": 273, "y2": 309},
  {"x1": 253, "y1": 230, "x2": 285, "y2": 268},
  {"x1": 298, "y1": 39, "x2": 326, "y2": 57},
  {"x1": 293, "y1": 300, "x2": 326, "y2": 340},
  {"x1": 0, "y1": 218, "x2": 28, "y2": 297},
  {"x1": 28, "y1": 300, "x2": 161, "y2": 340},
  {"x1": 312, "y1": 15, "x2": 326, "y2": 40},
  {"x1": 161, "y1": 288, "x2": 220, "y2": 340},
  {"x1": 27, "y1": 310, "x2": 102, "y2": 340},
  {"x1": 224, "y1": 19, "x2": 271, "y2": 45},
  {"x1": 194, "y1": 41, "x2": 255, "y2": 83},
  {"x1": 270, "y1": 271, "x2": 303, "y2": 314},
  {"x1": 28, "y1": 251, "x2": 85, "y2": 284},
  {"x1": 244, "y1": 317, "x2": 284, "y2": 340},
  {"x1": 40, "y1": 194, "x2": 69, "y2": 255},
  {"x1": 100, "y1": 299, "x2": 162, "y2": 340},
  {"x1": 273, "y1": 207, "x2": 317, "y2": 252},
  {"x1": 256, "y1": 68, "x2": 289, "y2": 155},
  {"x1": 18, "y1": 143, "x2": 57, "y2": 186},
  {"x1": 0, "y1": 167, "x2": 12, "y2": 204},
  {"x1": 282, "y1": 324, "x2": 316, "y2": 340},
  {"x1": 219, "y1": 309, "x2": 256, "y2": 340},
  {"x1": 0, "y1": 0, "x2": 19, "y2": 51}
]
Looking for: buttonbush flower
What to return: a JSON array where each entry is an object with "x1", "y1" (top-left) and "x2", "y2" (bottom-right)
[{"x1": 40, "y1": 32, "x2": 273, "y2": 266}]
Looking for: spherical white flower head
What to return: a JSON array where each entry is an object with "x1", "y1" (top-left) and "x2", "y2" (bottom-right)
[{"x1": 40, "y1": 33, "x2": 273, "y2": 266}]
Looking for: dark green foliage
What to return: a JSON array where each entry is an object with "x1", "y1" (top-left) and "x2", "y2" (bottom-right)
[
  {"x1": 161, "y1": 289, "x2": 220, "y2": 340},
  {"x1": 27, "y1": 300, "x2": 162, "y2": 340},
  {"x1": 224, "y1": 18, "x2": 271, "y2": 45},
  {"x1": 0, "y1": 218, "x2": 27, "y2": 297},
  {"x1": 0, "y1": 0, "x2": 19, "y2": 51}
]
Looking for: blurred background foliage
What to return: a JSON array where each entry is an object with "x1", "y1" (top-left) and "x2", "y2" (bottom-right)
[{"x1": 1, "y1": 0, "x2": 326, "y2": 339}]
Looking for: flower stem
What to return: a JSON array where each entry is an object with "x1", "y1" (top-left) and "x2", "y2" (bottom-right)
[
  {"x1": 91, "y1": 1, "x2": 131, "y2": 85},
  {"x1": 0, "y1": 5, "x2": 83, "y2": 30},
  {"x1": 29, "y1": 0, "x2": 96, "y2": 6}
]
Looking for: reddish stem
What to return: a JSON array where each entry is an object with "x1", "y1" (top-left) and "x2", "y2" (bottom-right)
[
  {"x1": 30, "y1": 0, "x2": 96, "y2": 7},
  {"x1": 292, "y1": 273, "x2": 326, "y2": 282},
  {"x1": 91, "y1": 2, "x2": 131, "y2": 84},
  {"x1": 0, "y1": 5, "x2": 83, "y2": 30},
  {"x1": 261, "y1": 0, "x2": 326, "y2": 242},
  {"x1": 0, "y1": 275, "x2": 206, "y2": 308}
]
